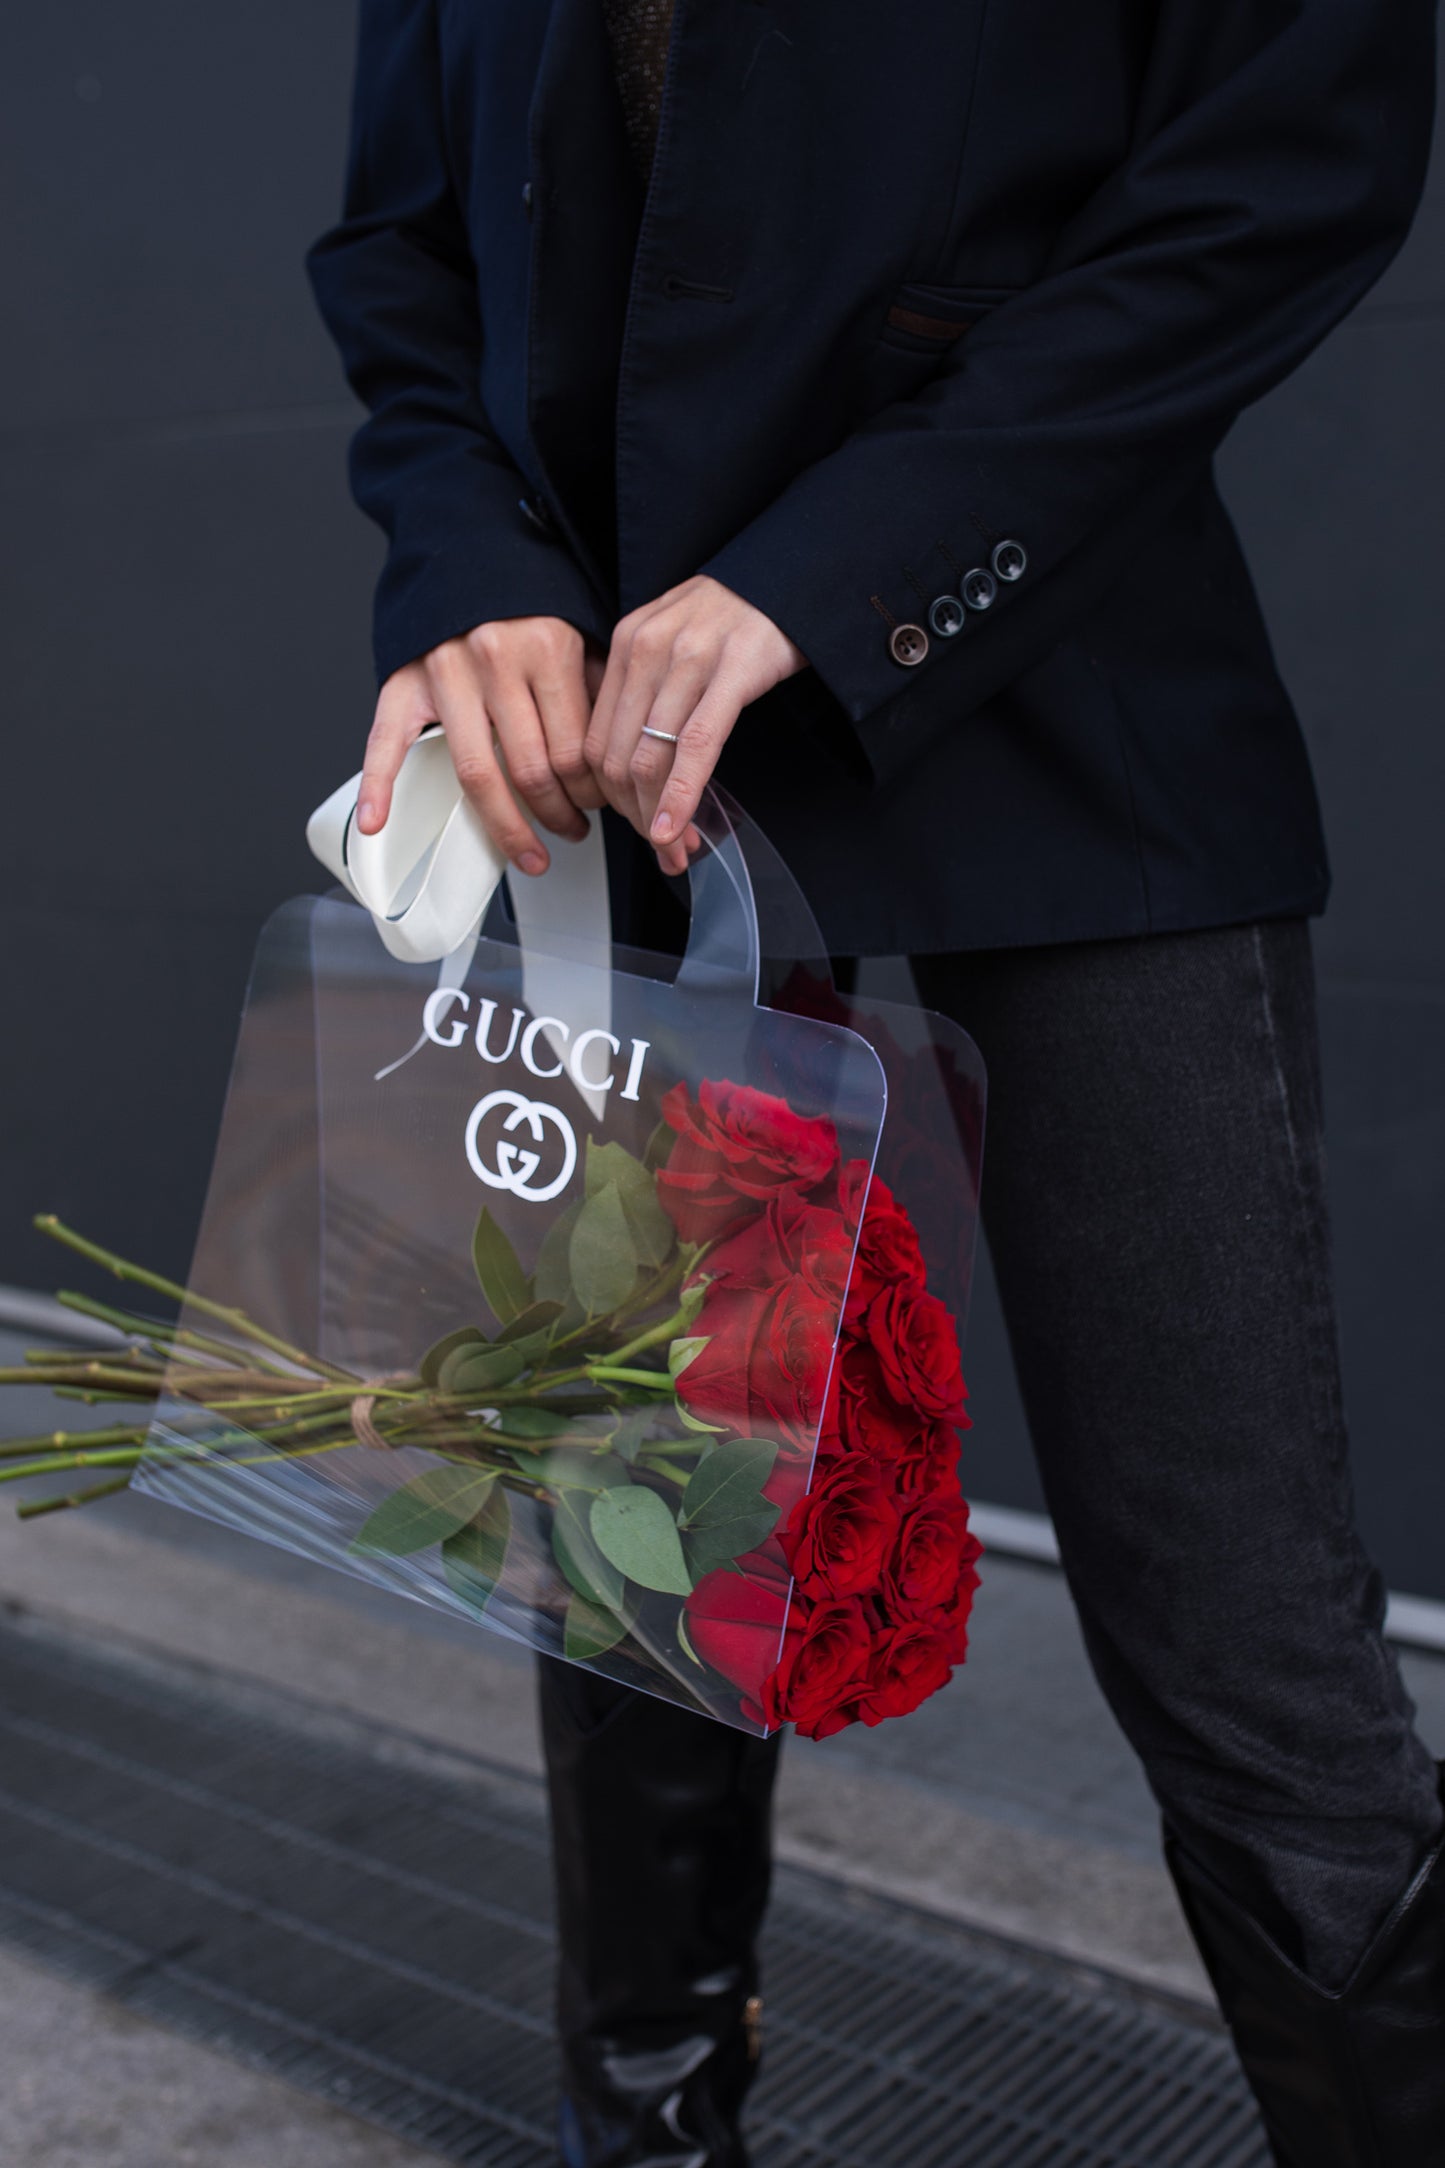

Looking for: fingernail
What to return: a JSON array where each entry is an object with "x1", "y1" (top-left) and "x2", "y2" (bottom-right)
[
  {"x1": 518, "y1": 850, "x2": 546, "y2": 875},
  {"x1": 357, "y1": 797, "x2": 376, "y2": 829},
  {"x1": 652, "y1": 812, "x2": 673, "y2": 841}
]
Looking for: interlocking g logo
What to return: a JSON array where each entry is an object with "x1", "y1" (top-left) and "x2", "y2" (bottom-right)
[{"x1": 464, "y1": 1089, "x2": 578, "y2": 1204}]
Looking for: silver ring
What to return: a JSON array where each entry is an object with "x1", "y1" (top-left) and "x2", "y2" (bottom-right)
[{"x1": 640, "y1": 725, "x2": 680, "y2": 744}]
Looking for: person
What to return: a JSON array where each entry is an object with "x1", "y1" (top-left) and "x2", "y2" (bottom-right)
[{"x1": 306, "y1": 0, "x2": 1445, "y2": 2158}]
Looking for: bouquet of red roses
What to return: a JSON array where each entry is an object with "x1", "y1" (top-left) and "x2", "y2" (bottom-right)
[
  {"x1": 2, "y1": 1076, "x2": 979, "y2": 1740},
  {"x1": 657, "y1": 1081, "x2": 982, "y2": 1738}
]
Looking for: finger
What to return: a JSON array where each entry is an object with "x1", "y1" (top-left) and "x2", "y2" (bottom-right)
[
  {"x1": 428, "y1": 658, "x2": 551, "y2": 875},
  {"x1": 358, "y1": 667, "x2": 433, "y2": 834},
  {"x1": 589, "y1": 621, "x2": 671, "y2": 832},
  {"x1": 532, "y1": 663, "x2": 606, "y2": 816},
  {"x1": 628, "y1": 653, "x2": 713, "y2": 837},
  {"x1": 653, "y1": 821, "x2": 703, "y2": 881},
  {"x1": 489, "y1": 679, "x2": 591, "y2": 840},
  {"x1": 649, "y1": 685, "x2": 742, "y2": 847}
]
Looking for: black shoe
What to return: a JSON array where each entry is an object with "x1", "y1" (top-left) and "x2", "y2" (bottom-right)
[
  {"x1": 1165, "y1": 1796, "x2": 1445, "y2": 2166},
  {"x1": 538, "y1": 1655, "x2": 782, "y2": 2168}
]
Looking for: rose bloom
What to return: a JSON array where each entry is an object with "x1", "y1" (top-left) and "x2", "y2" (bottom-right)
[
  {"x1": 704, "y1": 1190, "x2": 855, "y2": 1308},
  {"x1": 855, "y1": 1621, "x2": 957, "y2": 1725},
  {"x1": 932, "y1": 1546, "x2": 984, "y2": 1663},
  {"x1": 830, "y1": 1343, "x2": 969, "y2": 1492},
  {"x1": 760, "y1": 1598, "x2": 874, "y2": 1740},
  {"x1": 657, "y1": 1079, "x2": 839, "y2": 1245},
  {"x1": 833, "y1": 1161, "x2": 927, "y2": 1324},
  {"x1": 885, "y1": 1493, "x2": 980, "y2": 1616},
  {"x1": 677, "y1": 1279, "x2": 838, "y2": 1447},
  {"x1": 861, "y1": 1278, "x2": 968, "y2": 1425},
  {"x1": 684, "y1": 1559, "x2": 796, "y2": 1700},
  {"x1": 778, "y1": 1453, "x2": 902, "y2": 1600}
]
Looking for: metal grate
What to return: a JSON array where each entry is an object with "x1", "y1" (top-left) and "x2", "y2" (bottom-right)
[{"x1": 0, "y1": 1615, "x2": 1268, "y2": 2167}]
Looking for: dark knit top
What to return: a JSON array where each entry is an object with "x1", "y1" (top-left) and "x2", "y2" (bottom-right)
[{"x1": 599, "y1": 0, "x2": 677, "y2": 179}]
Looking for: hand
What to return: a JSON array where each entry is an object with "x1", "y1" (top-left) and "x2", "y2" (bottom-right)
[
  {"x1": 585, "y1": 576, "x2": 808, "y2": 876},
  {"x1": 356, "y1": 616, "x2": 608, "y2": 876}
]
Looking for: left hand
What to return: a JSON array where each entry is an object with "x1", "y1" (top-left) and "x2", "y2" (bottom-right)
[{"x1": 584, "y1": 575, "x2": 808, "y2": 875}]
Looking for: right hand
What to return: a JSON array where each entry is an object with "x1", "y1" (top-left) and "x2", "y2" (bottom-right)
[{"x1": 356, "y1": 616, "x2": 607, "y2": 875}]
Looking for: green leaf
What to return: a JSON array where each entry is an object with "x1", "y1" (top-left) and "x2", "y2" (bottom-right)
[
  {"x1": 498, "y1": 1298, "x2": 563, "y2": 1344},
  {"x1": 553, "y1": 1490, "x2": 626, "y2": 1609},
  {"x1": 590, "y1": 1483, "x2": 693, "y2": 1596},
  {"x1": 585, "y1": 1138, "x2": 648, "y2": 1198},
  {"x1": 533, "y1": 1197, "x2": 584, "y2": 1307},
  {"x1": 587, "y1": 1138, "x2": 674, "y2": 1270},
  {"x1": 564, "y1": 1591, "x2": 628, "y2": 1660},
  {"x1": 472, "y1": 1206, "x2": 531, "y2": 1326},
  {"x1": 419, "y1": 1327, "x2": 486, "y2": 1388},
  {"x1": 679, "y1": 1438, "x2": 780, "y2": 1529},
  {"x1": 667, "y1": 1334, "x2": 711, "y2": 1381},
  {"x1": 351, "y1": 1466, "x2": 497, "y2": 1557},
  {"x1": 620, "y1": 1183, "x2": 674, "y2": 1270},
  {"x1": 520, "y1": 1446, "x2": 631, "y2": 1492},
  {"x1": 683, "y1": 1504, "x2": 780, "y2": 1580},
  {"x1": 570, "y1": 1182, "x2": 638, "y2": 1316},
  {"x1": 502, "y1": 1404, "x2": 574, "y2": 1439},
  {"x1": 643, "y1": 1118, "x2": 675, "y2": 1172},
  {"x1": 676, "y1": 1403, "x2": 727, "y2": 1436},
  {"x1": 609, "y1": 1409, "x2": 655, "y2": 1464},
  {"x1": 441, "y1": 1324, "x2": 554, "y2": 1397},
  {"x1": 439, "y1": 1340, "x2": 526, "y2": 1395},
  {"x1": 442, "y1": 1486, "x2": 512, "y2": 1611},
  {"x1": 676, "y1": 1606, "x2": 704, "y2": 1668}
]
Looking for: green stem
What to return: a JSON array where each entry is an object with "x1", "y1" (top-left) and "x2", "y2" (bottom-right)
[
  {"x1": 0, "y1": 1424, "x2": 149, "y2": 1459},
  {"x1": 584, "y1": 1365, "x2": 675, "y2": 1391},
  {"x1": 0, "y1": 1445, "x2": 147, "y2": 1483},
  {"x1": 34, "y1": 1216, "x2": 354, "y2": 1383},
  {"x1": 16, "y1": 1474, "x2": 133, "y2": 1518},
  {"x1": 641, "y1": 1456, "x2": 694, "y2": 1486}
]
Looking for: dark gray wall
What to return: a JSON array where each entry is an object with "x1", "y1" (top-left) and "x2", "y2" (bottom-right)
[{"x1": 3, "y1": 9, "x2": 1442, "y2": 1591}]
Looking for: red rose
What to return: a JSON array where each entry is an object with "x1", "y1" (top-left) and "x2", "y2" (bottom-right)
[
  {"x1": 704, "y1": 1191, "x2": 854, "y2": 1308},
  {"x1": 834, "y1": 1161, "x2": 927, "y2": 1324},
  {"x1": 760, "y1": 1598, "x2": 873, "y2": 1740},
  {"x1": 856, "y1": 1620, "x2": 956, "y2": 1726},
  {"x1": 863, "y1": 1280, "x2": 968, "y2": 1425},
  {"x1": 778, "y1": 1453, "x2": 901, "y2": 1599},
  {"x1": 677, "y1": 1280, "x2": 838, "y2": 1447},
  {"x1": 884, "y1": 1493, "x2": 978, "y2": 1616},
  {"x1": 933, "y1": 1539, "x2": 983, "y2": 1663},
  {"x1": 657, "y1": 1080, "x2": 839, "y2": 1245},
  {"x1": 685, "y1": 1561, "x2": 796, "y2": 1698},
  {"x1": 823, "y1": 1342, "x2": 969, "y2": 1493}
]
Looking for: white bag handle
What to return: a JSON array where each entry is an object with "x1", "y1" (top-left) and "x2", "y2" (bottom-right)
[{"x1": 306, "y1": 724, "x2": 614, "y2": 1106}]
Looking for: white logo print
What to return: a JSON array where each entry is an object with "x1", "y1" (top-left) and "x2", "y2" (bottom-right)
[{"x1": 464, "y1": 1089, "x2": 578, "y2": 1204}]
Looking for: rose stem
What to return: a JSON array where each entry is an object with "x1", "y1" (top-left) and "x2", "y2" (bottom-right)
[
  {"x1": 583, "y1": 1365, "x2": 676, "y2": 1391},
  {"x1": 52, "y1": 1290, "x2": 307, "y2": 1378},
  {"x1": 33, "y1": 1216, "x2": 355, "y2": 1383},
  {"x1": 16, "y1": 1475, "x2": 133, "y2": 1518}
]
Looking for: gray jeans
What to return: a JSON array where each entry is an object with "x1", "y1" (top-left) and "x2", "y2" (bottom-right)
[{"x1": 909, "y1": 918, "x2": 1440, "y2": 1987}]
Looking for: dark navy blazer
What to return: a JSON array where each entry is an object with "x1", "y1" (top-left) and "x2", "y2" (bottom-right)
[{"x1": 308, "y1": 0, "x2": 1436, "y2": 955}]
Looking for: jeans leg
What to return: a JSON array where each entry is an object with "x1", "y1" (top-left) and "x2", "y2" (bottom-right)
[{"x1": 913, "y1": 921, "x2": 1441, "y2": 1990}]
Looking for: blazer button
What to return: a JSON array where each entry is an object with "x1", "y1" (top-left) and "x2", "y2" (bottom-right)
[
  {"x1": 518, "y1": 494, "x2": 554, "y2": 536},
  {"x1": 888, "y1": 622, "x2": 930, "y2": 667},
  {"x1": 522, "y1": 180, "x2": 534, "y2": 217},
  {"x1": 960, "y1": 566, "x2": 998, "y2": 611},
  {"x1": 992, "y1": 538, "x2": 1027, "y2": 581},
  {"x1": 928, "y1": 594, "x2": 967, "y2": 638}
]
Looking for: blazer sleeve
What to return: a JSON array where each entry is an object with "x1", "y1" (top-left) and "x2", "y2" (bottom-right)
[
  {"x1": 700, "y1": 0, "x2": 1437, "y2": 773},
  {"x1": 306, "y1": 0, "x2": 611, "y2": 684}
]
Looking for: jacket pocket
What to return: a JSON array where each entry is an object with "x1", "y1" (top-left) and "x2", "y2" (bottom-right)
[{"x1": 878, "y1": 280, "x2": 1016, "y2": 354}]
